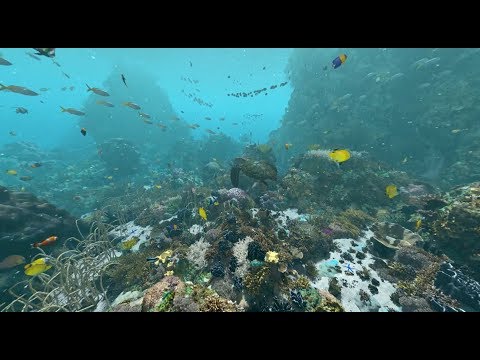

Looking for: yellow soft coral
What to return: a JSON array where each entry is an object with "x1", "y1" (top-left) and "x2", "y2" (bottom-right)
[{"x1": 265, "y1": 251, "x2": 279, "y2": 263}]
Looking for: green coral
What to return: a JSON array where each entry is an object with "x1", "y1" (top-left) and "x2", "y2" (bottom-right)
[
  {"x1": 105, "y1": 248, "x2": 159, "y2": 291},
  {"x1": 199, "y1": 294, "x2": 238, "y2": 312},
  {"x1": 119, "y1": 236, "x2": 139, "y2": 251},
  {"x1": 397, "y1": 262, "x2": 441, "y2": 296},
  {"x1": 155, "y1": 290, "x2": 175, "y2": 312},
  {"x1": 315, "y1": 298, "x2": 344, "y2": 312},
  {"x1": 244, "y1": 266, "x2": 271, "y2": 295},
  {"x1": 293, "y1": 276, "x2": 311, "y2": 290},
  {"x1": 256, "y1": 144, "x2": 272, "y2": 154},
  {"x1": 305, "y1": 262, "x2": 319, "y2": 280},
  {"x1": 328, "y1": 278, "x2": 342, "y2": 299}
]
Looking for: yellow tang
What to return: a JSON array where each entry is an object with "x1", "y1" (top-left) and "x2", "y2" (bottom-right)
[
  {"x1": 24, "y1": 258, "x2": 52, "y2": 276},
  {"x1": 415, "y1": 219, "x2": 422, "y2": 231},
  {"x1": 198, "y1": 207, "x2": 207, "y2": 221},
  {"x1": 6, "y1": 169, "x2": 17, "y2": 175},
  {"x1": 155, "y1": 250, "x2": 173, "y2": 265},
  {"x1": 329, "y1": 149, "x2": 351, "y2": 163},
  {"x1": 385, "y1": 185, "x2": 398, "y2": 199}
]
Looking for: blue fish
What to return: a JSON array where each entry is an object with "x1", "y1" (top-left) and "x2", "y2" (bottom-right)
[{"x1": 332, "y1": 54, "x2": 347, "y2": 69}]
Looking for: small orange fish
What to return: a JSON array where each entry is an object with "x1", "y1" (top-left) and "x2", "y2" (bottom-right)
[{"x1": 32, "y1": 235, "x2": 57, "y2": 248}]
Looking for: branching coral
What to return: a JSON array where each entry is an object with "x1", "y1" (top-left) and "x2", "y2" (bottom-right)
[{"x1": 4, "y1": 218, "x2": 119, "y2": 312}]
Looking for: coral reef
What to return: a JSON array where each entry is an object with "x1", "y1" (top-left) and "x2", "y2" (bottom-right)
[{"x1": 98, "y1": 138, "x2": 142, "y2": 176}]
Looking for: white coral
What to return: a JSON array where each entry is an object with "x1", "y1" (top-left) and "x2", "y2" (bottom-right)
[
  {"x1": 233, "y1": 236, "x2": 254, "y2": 279},
  {"x1": 187, "y1": 238, "x2": 210, "y2": 269}
]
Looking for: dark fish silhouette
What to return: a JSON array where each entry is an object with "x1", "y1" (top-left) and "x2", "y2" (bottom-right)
[
  {"x1": 33, "y1": 48, "x2": 55, "y2": 58},
  {"x1": 121, "y1": 74, "x2": 128, "y2": 87}
]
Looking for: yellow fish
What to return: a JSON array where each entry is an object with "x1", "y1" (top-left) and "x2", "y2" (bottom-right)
[
  {"x1": 214, "y1": 201, "x2": 219, "y2": 206},
  {"x1": 147, "y1": 250, "x2": 173, "y2": 266},
  {"x1": 284, "y1": 143, "x2": 292, "y2": 150},
  {"x1": 385, "y1": 185, "x2": 398, "y2": 199},
  {"x1": 155, "y1": 184, "x2": 162, "y2": 189},
  {"x1": 329, "y1": 149, "x2": 351, "y2": 163},
  {"x1": 165, "y1": 270, "x2": 174, "y2": 276},
  {"x1": 6, "y1": 169, "x2": 17, "y2": 175},
  {"x1": 198, "y1": 207, "x2": 207, "y2": 221},
  {"x1": 415, "y1": 219, "x2": 422, "y2": 231},
  {"x1": 24, "y1": 258, "x2": 52, "y2": 276}
]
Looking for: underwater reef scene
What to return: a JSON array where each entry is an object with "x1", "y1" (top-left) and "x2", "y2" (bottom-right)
[{"x1": 1, "y1": 48, "x2": 480, "y2": 312}]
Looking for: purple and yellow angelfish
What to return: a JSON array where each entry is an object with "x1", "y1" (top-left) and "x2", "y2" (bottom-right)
[{"x1": 332, "y1": 54, "x2": 347, "y2": 69}]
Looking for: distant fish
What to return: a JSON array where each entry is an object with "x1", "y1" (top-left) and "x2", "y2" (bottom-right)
[
  {"x1": 15, "y1": 107, "x2": 28, "y2": 114},
  {"x1": 205, "y1": 117, "x2": 212, "y2": 120},
  {"x1": 0, "y1": 57, "x2": 12, "y2": 66},
  {"x1": 25, "y1": 52, "x2": 41, "y2": 61},
  {"x1": 232, "y1": 122, "x2": 238, "y2": 125},
  {"x1": 5, "y1": 169, "x2": 17, "y2": 175},
  {"x1": 39, "y1": 88, "x2": 49, "y2": 92},
  {"x1": 0, "y1": 84, "x2": 39, "y2": 96},
  {"x1": 206, "y1": 129, "x2": 216, "y2": 134},
  {"x1": 32, "y1": 48, "x2": 55, "y2": 58},
  {"x1": 69, "y1": 86, "x2": 74, "y2": 91},
  {"x1": 61, "y1": 87, "x2": 67, "y2": 91},
  {"x1": 190, "y1": 61, "x2": 193, "y2": 67},
  {"x1": 139, "y1": 112, "x2": 151, "y2": 119},
  {"x1": 60, "y1": 106, "x2": 85, "y2": 116},
  {"x1": 143, "y1": 119, "x2": 153, "y2": 124},
  {"x1": 86, "y1": 84, "x2": 110, "y2": 96},
  {"x1": 19, "y1": 175, "x2": 33, "y2": 181},
  {"x1": 52, "y1": 60, "x2": 61, "y2": 67},
  {"x1": 9, "y1": 131, "x2": 16, "y2": 136},
  {"x1": 62, "y1": 72, "x2": 70, "y2": 79},
  {"x1": 0, "y1": 255, "x2": 25, "y2": 270},
  {"x1": 389, "y1": 73, "x2": 404, "y2": 81},
  {"x1": 96, "y1": 100, "x2": 115, "y2": 107},
  {"x1": 157, "y1": 123, "x2": 167, "y2": 130},
  {"x1": 30, "y1": 162, "x2": 42, "y2": 168},
  {"x1": 123, "y1": 101, "x2": 141, "y2": 110},
  {"x1": 284, "y1": 143, "x2": 292, "y2": 150},
  {"x1": 121, "y1": 74, "x2": 128, "y2": 87},
  {"x1": 81, "y1": 128, "x2": 87, "y2": 136},
  {"x1": 219, "y1": 117, "x2": 225, "y2": 121}
]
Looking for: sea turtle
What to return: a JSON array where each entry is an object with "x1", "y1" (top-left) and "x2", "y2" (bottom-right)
[{"x1": 230, "y1": 157, "x2": 277, "y2": 188}]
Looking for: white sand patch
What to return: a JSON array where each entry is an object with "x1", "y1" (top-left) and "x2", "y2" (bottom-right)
[
  {"x1": 159, "y1": 215, "x2": 178, "y2": 225},
  {"x1": 250, "y1": 208, "x2": 308, "y2": 237},
  {"x1": 109, "y1": 221, "x2": 152, "y2": 252},
  {"x1": 312, "y1": 230, "x2": 401, "y2": 312},
  {"x1": 189, "y1": 224, "x2": 204, "y2": 235}
]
